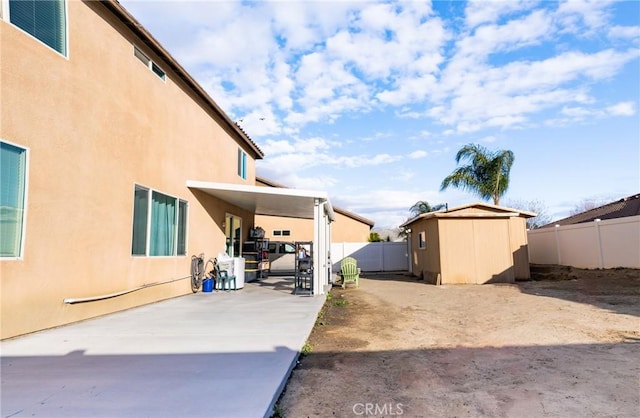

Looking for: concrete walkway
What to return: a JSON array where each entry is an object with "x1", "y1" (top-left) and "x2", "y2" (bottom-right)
[{"x1": 1, "y1": 281, "x2": 326, "y2": 418}]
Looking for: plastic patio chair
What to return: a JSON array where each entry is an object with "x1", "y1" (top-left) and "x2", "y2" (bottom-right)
[
  {"x1": 340, "y1": 257, "x2": 360, "y2": 289},
  {"x1": 216, "y1": 263, "x2": 237, "y2": 291}
]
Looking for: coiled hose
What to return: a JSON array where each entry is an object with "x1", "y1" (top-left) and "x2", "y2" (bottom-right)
[{"x1": 190, "y1": 254, "x2": 204, "y2": 293}]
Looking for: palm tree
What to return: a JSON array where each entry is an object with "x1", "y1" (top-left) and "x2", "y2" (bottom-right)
[
  {"x1": 409, "y1": 201, "x2": 446, "y2": 217},
  {"x1": 440, "y1": 143, "x2": 514, "y2": 205}
]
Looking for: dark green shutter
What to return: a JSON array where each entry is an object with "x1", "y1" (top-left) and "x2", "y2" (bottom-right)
[
  {"x1": 177, "y1": 200, "x2": 187, "y2": 255},
  {"x1": 131, "y1": 187, "x2": 149, "y2": 255},
  {"x1": 9, "y1": 0, "x2": 66, "y2": 55}
]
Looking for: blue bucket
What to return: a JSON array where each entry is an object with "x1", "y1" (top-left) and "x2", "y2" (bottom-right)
[{"x1": 202, "y1": 278, "x2": 214, "y2": 292}]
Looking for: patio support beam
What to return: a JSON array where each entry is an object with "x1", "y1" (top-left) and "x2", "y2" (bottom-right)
[{"x1": 313, "y1": 199, "x2": 322, "y2": 295}]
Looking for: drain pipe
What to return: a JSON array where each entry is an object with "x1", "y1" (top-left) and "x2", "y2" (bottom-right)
[{"x1": 63, "y1": 276, "x2": 190, "y2": 304}]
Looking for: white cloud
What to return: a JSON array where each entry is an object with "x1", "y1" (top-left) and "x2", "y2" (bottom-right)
[
  {"x1": 549, "y1": 100, "x2": 637, "y2": 126},
  {"x1": 480, "y1": 135, "x2": 497, "y2": 143},
  {"x1": 121, "y1": 0, "x2": 637, "y2": 139},
  {"x1": 333, "y1": 188, "x2": 458, "y2": 228},
  {"x1": 458, "y1": 9, "x2": 553, "y2": 60},
  {"x1": 464, "y1": 0, "x2": 537, "y2": 29},
  {"x1": 121, "y1": 1, "x2": 638, "y2": 224},
  {"x1": 409, "y1": 150, "x2": 428, "y2": 159},
  {"x1": 408, "y1": 130, "x2": 432, "y2": 140},
  {"x1": 608, "y1": 25, "x2": 640, "y2": 40},
  {"x1": 392, "y1": 171, "x2": 416, "y2": 182},
  {"x1": 430, "y1": 46, "x2": 637, "y2": 133},
  {"x1": 555, "y1": 0, "x2": 614, "y2": 35},
  {"x1": 607, "y1": 101, "x2": 636, "y2": 116}
]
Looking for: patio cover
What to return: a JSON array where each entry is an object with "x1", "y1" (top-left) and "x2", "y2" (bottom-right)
[{"x1": 186, "y1": 180, "x2": 335, "y2": 295}]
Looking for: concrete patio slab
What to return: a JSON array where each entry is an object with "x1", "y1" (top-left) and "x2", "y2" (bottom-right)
[{"x1": 1, "y1": 281, "x2": 325, "y2": 418}]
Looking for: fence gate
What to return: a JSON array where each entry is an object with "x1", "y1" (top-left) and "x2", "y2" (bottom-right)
[{"x1": 331, "y1": 242, "x2": 409, "y2": 272}]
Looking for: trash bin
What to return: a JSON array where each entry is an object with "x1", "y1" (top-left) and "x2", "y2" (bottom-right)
[
  {"x1": 217, "y1": 257, "x2": 245, "y2": 290},
  {"x1": 233, "y1": 257, "x2": 245, "y2": 289},
  {"x1": 202, "y1": 278, "x2": 214, "y2": 292}
]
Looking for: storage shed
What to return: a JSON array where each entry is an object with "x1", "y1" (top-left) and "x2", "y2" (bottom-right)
[{"x1": 400, "y1": 203, "x2": 536, "y2": 284}]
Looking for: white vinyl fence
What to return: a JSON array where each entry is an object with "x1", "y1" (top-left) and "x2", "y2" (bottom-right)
[
  {"x1": 528, "y1": 215, "x2": 640, "y2": 269},
  {"x1": 331, "y1": 242, "x2": 409, "y2": 272}
]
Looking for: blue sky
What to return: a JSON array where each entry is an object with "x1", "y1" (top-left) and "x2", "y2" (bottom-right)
[{"x1": 120, "y1": 0, "x2": 639, "y2": 228}]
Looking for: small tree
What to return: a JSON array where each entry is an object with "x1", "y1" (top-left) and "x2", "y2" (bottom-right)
[
  {"x1": 368, "y1": 232, "x2": 383, "y2": 242},
  {"x1": 569, "y1": 198, "x2": 608, "y2": 216},
  {"x1": 505, "y1": 199, "x2": 552, "y2": 229}
]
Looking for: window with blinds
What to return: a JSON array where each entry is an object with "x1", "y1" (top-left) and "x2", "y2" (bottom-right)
[
  {"x1": 1, "y1": 141, "x2": 28, "y2": 258},
  {"x1": 8, "y1": 0, "x2": 67, "y2": 55}
]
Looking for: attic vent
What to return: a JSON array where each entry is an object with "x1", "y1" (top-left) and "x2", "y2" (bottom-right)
[{"x1": 134, "y1": 46, "x2": 166, "y2": 81}]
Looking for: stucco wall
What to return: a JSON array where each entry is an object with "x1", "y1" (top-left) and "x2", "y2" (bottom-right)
[
  {"x1": 256, "y1": 207, "x2": 371, "y2": 243},
  {"x1": 332, "y1": 211, "x2": 372, "y2": 242},
  {"x1": 1, "y1": 2, "x2": 256, "y2": 339},
  {"x1": 255, "y1": 215, "x2": 314, "y2": 243},
  {"x1": 409, "y1": 218, "x2": 440, "y2": 281}
]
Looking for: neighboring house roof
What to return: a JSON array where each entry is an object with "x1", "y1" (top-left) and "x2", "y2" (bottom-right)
[
  {"x1": 333, "y1": 207, "x2": 375, "y2": 228},
  {"x1": 400, "y1": 202, "x2": 536, "y2": 228},
  {"x1": 540, "y1": 193, "x2": 640, "y2": 228},
  {"x1": 255, "y1": 176, "x2": 375, "y2": 227},
  {"x1": 256, "y1": 176, "x2": 289, "y2": 189},
  {"x1": 102, "y1": 0, "x2": 263, "y2": 159}
]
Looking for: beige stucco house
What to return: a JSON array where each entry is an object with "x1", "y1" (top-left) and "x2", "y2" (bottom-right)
[
  {"x1": 400, "y1": 203, "x2": 535, "y2": 284},
  {"x1": 1, "y1": 0, "x2": 333, "y2": 339},
  {"x1": 255, "y1": 176, "x2": 374, "y2": 242}
]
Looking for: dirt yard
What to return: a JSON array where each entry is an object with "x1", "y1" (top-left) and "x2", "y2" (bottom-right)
[{"x1": 277, "y1": 267, "x2": 640, "y2": 418}]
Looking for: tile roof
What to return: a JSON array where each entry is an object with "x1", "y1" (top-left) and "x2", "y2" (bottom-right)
[{"x1": 541, "y1": 193, "x2": 640, "y2": 228}]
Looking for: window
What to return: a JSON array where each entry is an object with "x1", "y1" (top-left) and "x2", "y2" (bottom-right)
[
  {"x1": 268, "y1": 242, "x2": 295, "y2": 254},
  {"x1": 1, "y1": 141, "x2": 28, "y2": 258},
  {"x1": 131, "y1": 185, "x2": 187, "y2": 256},
  {"x1": 281, "y1": 243, "x2": 296, "y2": 253},
  {"x1": 225, "y1": 214, "x2": 242, "y2": 257},
  {"x1": 237, "y1": 149, "x2": 247, "y2": 179},
  {"x1": 6, "y1": 0, "x2": 67, "y2": 55},
  {"x1": 418, "y1": 231, "x2": 426, "y2": 249},
  {"x1": 134, "y1": 46, "x2": 166, "y2": 81},
  {"x1": 273, "y1": 229, "x2": 290, "y2": 236},
  {"x1": 177, "y1": 200, "x2": 187, "y2": 255},
  {"x1": 131, "y1": 186, "x2": 148, "y2": 255}
]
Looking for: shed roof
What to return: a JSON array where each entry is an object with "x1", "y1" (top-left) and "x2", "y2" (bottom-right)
[
  {"x1": 400, "y1": 202, "x2": 536, "y2": 228},
  {"x1": 101, "y1": 0, "x2": 263, "y2": 159},
  {"x1": 540, "y1": 193, "x2": 640, "y2": 228}
]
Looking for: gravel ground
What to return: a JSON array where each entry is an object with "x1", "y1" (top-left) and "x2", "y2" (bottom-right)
[{"x1": 277, "y1": 268, "x2": 640, "y2": 418}]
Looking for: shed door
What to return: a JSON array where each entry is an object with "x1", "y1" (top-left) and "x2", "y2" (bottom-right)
[{"x1": 472, "y1": 219, "x2": 514, "y2": 283}]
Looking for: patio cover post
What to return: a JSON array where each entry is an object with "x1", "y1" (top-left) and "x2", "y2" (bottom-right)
[
  {"x1": 325, "y1": 201, "x2": 332, "y2": 288},
  {"x1": 312, "y1": 198, "x2": 333, "y2": 295},
  {"x1": 313, "y1": 199, "x2": 322, "y2": 295}
]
